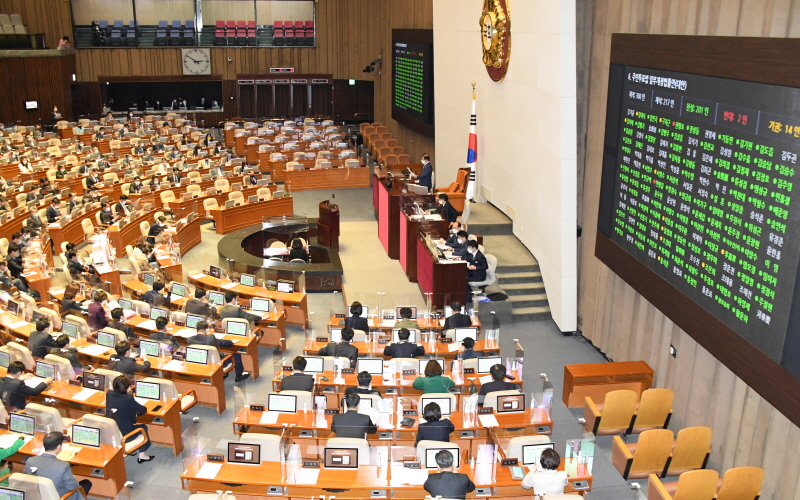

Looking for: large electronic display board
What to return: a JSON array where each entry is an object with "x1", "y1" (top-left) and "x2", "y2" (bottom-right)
[{"x1": 391, "y1": 29, "x2": 434, "y2": 137}]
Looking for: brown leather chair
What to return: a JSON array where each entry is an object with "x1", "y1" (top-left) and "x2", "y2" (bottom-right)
[
  {"x1": 391, "y1": 145, "x2": 404, "y2": 156},
  {"x1": 398, "y1": 154, "x2": 410, "y2": 164},
  {"x1": 384, "y1": 154, "x2": 398, "y2": 165},
  {"x1": 386, "y1": 138, "x2": 398, "y2": 148},
  {"x1": 648, "y1": 470, "x2": 719, "y2": 500},
  {"x1": 435, "y1": 168, "x2": 470, "y2": 213},
  {"x1": 377, "y1": 147, "x2": 391, "y2": 164},
  {"x1": 370, "y1": 139, "x2": 386, "y2": 158}
]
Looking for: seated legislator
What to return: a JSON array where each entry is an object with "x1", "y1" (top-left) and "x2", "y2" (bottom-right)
[
  {"x1": 443, "y1": 300, "x2": 471, "y2": 330},
  {"x1": 185, "y1": 288, "x2": 215, "y2": 317},
  {"x1": 29, "y1": 318, "x2": 58, "y2": 358},
  {"x1": 150, "y1": 316, "x2": 180, "y2": 350},
  {"x1": 383, "y1": 328, "x2": 425, "y2": 358},
  {"x1": 478, "y1": 363, "x2": 519, "y2": 405},
  {"x1": 45, "y1": 198, "x2": 61, "y2": 224},
  {"x1": 354, "y1": 371, "x2": 381, "y2": 396},
  {"x1": 344, "y1": 301, "x2": 369, "y2": 331},
  {"x1": 87, "y1": 290, "x2": 109, "y2": 331},
  {"x1": 0, "y1": 361, "x2": 51, "y2": 410},
  {"x1": 466, "y1": 240, "x2": 488, "y2": 283},
  {"x1": 415, "y1": 402, "x2": 455, "y2": 446},
  {"x1": 318, "y1": 327, "x2": 359, "y2": 367},
  {"x1": 281, "y1": 356, "x2": 315, "y2": 392},
  {"x1": 331, "y1": 392, "x2": 377, "y2": 438},
  {"x1": 108, "y1": 340, "x2": 151, "y2": 379},
  {"x1": 141, "y1": 279, "x2": 169, "y2": 307},
  {"x1": 219, "y1": 291, "x2": 261, "y2": 322},
  {"x1": 436, "y1": 193, "x2": 459, "y2": 224},
  {"x1": 413, "y1": 360, "x2": 455, "y2": 394},
  {"x1": 108, "y1": 308, "x2": 135, "y2": 339},
  {"x1": 423, "y1": 449, "x2": 475, "y2": 500},
  {"x1": 24, "y1": 431, "x2": 93, "y2": 500},
  {"x1": 99, "y1": 202, "x2": 114, "y2": 225},
  {"x1": 188, "y1": 321, "x2": 249, "y2": 383},
  {"x1": 105, "y1": 375, "x2": 154, "y2": 463},
  {"x1": 459, "y1": 337, "x2": 484, "y2": 359},
  {"x1": 439, "y1": 222, "x2": 464, "y2": 247},
  {"x1": 288, "y1": 238, "x2": 309, "y2": 262},
  {"x1": 147, "y1": 216, "x2": 168, "y2": 245},
  {"x1": 446, "y1": 230, "x2": 469, "y2": 260},
  {"x1": 395, "y1": 307, "x2": 419, "y2": 330},
  {"x1": 521, "y1": 448, "x2": 568, "y2": 494}
]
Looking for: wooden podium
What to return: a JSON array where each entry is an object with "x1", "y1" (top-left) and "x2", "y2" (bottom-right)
[{"x1": 318, "y1": 200, "x2": 340, "y2": 250}]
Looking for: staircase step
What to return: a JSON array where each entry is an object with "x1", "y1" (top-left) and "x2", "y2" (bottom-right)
[
  {"x1": 496, "y1": 271, "x2": 542, "y2": 284},
  {"x1": 502, "y1": 282, "x2": 545, "y2": 296},
  {"x1": 495, "y1": 264, "x2": 540, "y2": 274},
  {"x1": 468, "y1": 223, "x2": 514, "y2": 236},
  {"x1": 508, "y1": 293, "x2": 550, "y2": 308},
  {"x1": 511, "y1": 306, "x2": 552, "y2": 322}
]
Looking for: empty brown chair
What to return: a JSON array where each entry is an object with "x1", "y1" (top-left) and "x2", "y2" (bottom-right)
[
  {"x1": 612, "y1": 428, "x2": 673, "y2": 479},
  {"x1": 375, "y1": 125, "x2": 387, "y2": 135},
  {"x1": 647, "y1": 470, "x2": 719, "y2": 500},
  {"x1": 398, "y1": 154, "x2": 410, "y2": 164},
  {"x1": 384, "y1": 154, "x2": 398, "y2": 165},
  {"x1": 386, "y1": 138, "x2": 398, "y2": 148},
  {"x1": 381, "y1": 132, "x2": 392, "y2": 141},
  {"x1": 370, "y1": 139, "x2": 386, "y2": 158},
  {"x1": 391, "y1": 145, "x2": 404, "y2": 156},
  {"x1": 377, "y1": 147, "x2": 391, "y2": 164},
  {"x1": 630, "y1": 388, "x2": 674, "y2": 434},
  {"x1": 716, "y1": 466, "x2": 763, "y2": 500},
  {"x1": 584, "y1": 389, "x2": 638, "y2": 436},
  {"x1": 359, "y1": 123, "x2": 370, "y2": 135},
  {"x1": 665, "y1": 426, "x2": 711, "y2": 476}
]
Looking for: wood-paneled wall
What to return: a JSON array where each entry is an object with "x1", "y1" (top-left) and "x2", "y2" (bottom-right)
[
  {"x1": 578, "y1": 1, "x2": 800, "y2": 498},
  {"x1": 0, "y1": 54, "x2": 75, "y2": 126}
]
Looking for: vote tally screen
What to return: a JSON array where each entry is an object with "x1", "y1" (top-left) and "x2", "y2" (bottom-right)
[{"x1": 599, "y1": 65, "x2": 800, "y2": 362}]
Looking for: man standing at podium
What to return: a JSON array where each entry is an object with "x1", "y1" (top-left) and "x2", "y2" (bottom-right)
[{"x1": 411, "y1": 153, "x2": 433, "y2": 192}]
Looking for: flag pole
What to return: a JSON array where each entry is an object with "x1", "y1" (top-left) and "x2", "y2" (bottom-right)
[{"x1": 465, "y1": 82, "x2": 478, "y2": 202}]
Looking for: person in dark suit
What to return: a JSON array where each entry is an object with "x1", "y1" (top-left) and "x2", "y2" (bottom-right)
[
  {"x1": 85, "y1": 169, "x2": 103, "y2": 190},
  {"x1": 219, "y1": 291, "x2": 261, "y2": 322},
  {"x1": 107, "y1": 340, "x2": 151, "y2": 379},
  {"x1": 5, "y1": 244, "x2": 36, "y2": 297},
  {"x1": 354, "y1": 371, "x2": 380, "y2": 396},
  {"x1": 66, "y1": 193, "x2": 79, "y2": 214},
  {"x1": 188, "y1": 321, "x2": 249, "y2": 382},
  {"x1": 29, "y1": 318, "x2": 58, "y2": 358},
  {"x1": 344, "y1": 301, "x2": 369, "y2": 331},
  {"x1": 166, "y1": 168, "x2": 182, "y2": 184},
  {"x1": 466, "y1": 240, "x2": 488, "y2": 283},
  {"x1": 459, "y1": 337, "x2": 484, "y2": 359},
  {"x1": 478, "y1": 364, "x2": 519, "y2": 405},
  {"x1": 141, "y1": 280, "x2": 169, "y2": 307},
  {"x1": 107, "y1": 307, "x2": 135, "y2": 339},
  {"x1": 318, "y1": 327, "x2": 359, "y2": 367},
  {"x1": 185, "y1": 288, "x2": 215, "y2": 317},
  {"x1": 383, "y1": 328, "x2": 425, "y2": 358},
  {"x1": 436, "y1": 193, "x2": 459, "y2": 224},
  {"x1": 416, "y1": 401, "x2": 455, "y2": 445},
  {"x1": 441, "y1": 222, "x2": 464, "y2": 246},
  {"x1": 105, "y1": 375, "x2": 154, "y2": 463},
  {"x1": 281, "y1": 356, "x2": 315, "y2": 392},
  {"x1": 444, "y1": 300, "x2": 471, "y2": 330},
  {"x1": 45, "y1": 198, "x2": 61, "y2": 223},
  {"x1": 129, "y1": 177, "x2": 144, "y2": 194},
  {"x1": 99, "y1": 202, "x2": 114, "y2": 225},
  {"x1": 25, "y1": 212, "x2": 43, "y2": 231},
  {"x1": 87, "y1": 290, "x2": 109, "y2": 331},
  {"x1": 115, "y1": 195, "x2": 132, "y2": 217},
  {"x1": 0, "y1": 361, "x2": 50, "y2": 410},
  {"x1": 147, "y1": 216, "x2": 167, "y2": 245},
  {"x1": 25, "y1": 186, "x2": 41, "y2": 203},
  {"x1": 94, "y1": 127, "x2": 106, "y2": 141},
  {"x1": 65, "y1": 251, "x2": 96, "y2": 283},
  {"x1": 412, "y1": 153, "x2": 433, "y2": 192},
  {"x1": 24, "y1": 432, "x2": 92, "y2": 500},
  {"x1": 331, "y1": 392, "x2": 377, "y2": 438},
  {"x1": 150, "y1": 316, "x2": 180, "y2": 350},
  {"x1": 423, "y1": 449, "x2": 475, "y2": 500},
  {"x1": 288, "y1": 238, "x2": 308, "y2": 262}
]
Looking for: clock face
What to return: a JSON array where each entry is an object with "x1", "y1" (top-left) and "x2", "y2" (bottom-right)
[
  {"x1": 479, "y1": 0, "x2": 511, "y2": 82},
  {"x1": 182, "y1": 48, "x2": 211, "y2": 75}
]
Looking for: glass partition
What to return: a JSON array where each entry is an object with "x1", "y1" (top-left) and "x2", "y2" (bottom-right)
[
  {"x1": 72, "y1": 0, "x2": 135, "y2": 47},
  {"x1": 136, "y1": 0, "x2": 197, "y2": 47}
]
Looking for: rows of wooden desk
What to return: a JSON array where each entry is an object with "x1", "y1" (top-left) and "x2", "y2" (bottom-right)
[
  {"x1": 208, "y1": 196, "x2": 295, "y2": 234},
  {"x1": 302, "y1": 338, "x2": 499, "y2": 360},
  {"x1": 325, "y1": 315, "x2": 482, "y2": 333},
  {"x1": 284, "y1": 166, "x2": 370, "y2": 192}
]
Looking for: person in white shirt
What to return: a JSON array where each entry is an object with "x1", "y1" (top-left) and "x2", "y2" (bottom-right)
[
  {"x1": 18, "y1": 157, "x2": 32, "y2": 173},
  {"x1": 520, "y1": 448, "x2": 568, "y2": 494}
]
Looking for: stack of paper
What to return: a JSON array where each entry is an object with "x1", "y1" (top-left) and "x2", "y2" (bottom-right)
[
  {"x1": 196, "y1": 462, "x2": 222, "y2": 479},
  {"x1": 478, "y1": 414, "x2": 499, "y2": 428},
  {"x1": 259, "y1": 411, "x2": 279, "y2": 425},
  {"x1": 161, "y1": 359, "x2": 185, "y2": 371},
  {"x1": 72, "y1": 388, "x2": 99, "y2": 401},
  {"x1": 80, "y1": 344, "x2": 111, "y2": 356},
  {"x1": 136, "y1": 320, "x2": 157, "y2": 330},
  {"x1": 0, "y1": 434, "x2": 32, "y2": 449}
]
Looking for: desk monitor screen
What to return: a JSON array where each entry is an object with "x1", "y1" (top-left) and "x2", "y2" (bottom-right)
[
  {"x1": 82, "y1": 372, "x2": 105, "y2": 390},
  {"x1": 478, "y1": 356, "x2": 502, "y2": 374},
  {"x1": 227, "y1": 443, "x2": 261, "y2": 465},
  {"x1": 7, "y1": 300, "x2": 19, "y2": 317},
  {"x1": 425, "y1": 447, "x2": 460, "y2": 469},
  {"x1": 303, "y1": 356, "x2": 324, "y2": 374},
  {"x1": 170, "y1": 283, "x2": 187, "y2": 297},
  {"x1": 276, "y1": 280, "x2": 293, "y2": 293},
  {"x1": 420, "y1": 397, "x2": 452, "y2": 416},
  {"x1": 349, "y1": 305, "x2": 369, "y2": 318},
  {"x1": 142, "y1": 273, "x2": 155, "y2": 286},
  {"x1": 239, "y1": 273, "x2": 255, "y2": 287},
  {"x1": 186, "y1": 313, "x2": 204, "y2": 329},
  {"x1": 0, "y1": 351, "x2": 9, "y2": 368},
  {"x1": 135, "y1": 380, "x2": 161, "y2": 400},
  {"x1": 31, "y1": 311, "x2": 45, "y2": 323},
  {"x1": 225, "y1": 321, "x2": 247, "y2": 336},
  {"x1": 392, "y1": 329, "x2": 417, "y2": 343},
  {"x1": 185, "y1": 347, "x2": 209, "y2": 365},
  {"x1": 419, "y1": 358, "x2": 444, "y2": 374},
  {"x1": 207, "y1": 291, "x2": 224, "y2": 306},
  {"x1": 454, "y1": 328, "x2": 478, "y2": 343},
  {"x1": 209, "y1": 265, "x2": 222, "y2": 278},
  {"x1": 150, "y1": 307, "x2": 169, "y2": 321},
  {"x1": 0, "y1": 487, "x2": 25, "y2": 500},
  {"x1": 34, "y1": 361, "x2": 55, "y2": 380},
  {"x1": 357, "y1": 358, "x2": 383, "y2": 375},
  {"x1": 267, "y1": 393, "x2": 297, "y2": 413},
  {"x1": 330, "y1": 327, "x2": 342, "y2": 342},
  {"x1": 250, "y1": 298, "x2": 271, "y2": 313},
  {"x1": 139, "y1": 340, "x2": 160, "y2": 358},
  {"x1": 97, "y1": 331, "x2": 116, "y2": 348},
  {"x1": 118, "y1": 299, "x2": 133, "y2": 312},
  {"x1": 496, "y1": 394, "x2": 525, "y2": 413},
  {"x1": 72, "y1": 424, "x2": 101, "y2": 448},
  {"x1": 62, "y1": 321, "x2": 79, "y2": 339},
  {"x1": 395, "y1": 306, "x2": 417, "y2": 319},
  {"x1": 521, "y1": 442, "x2": 555, "y2": 466},
  {"x1": 323, "y1": 448, "x2": 359, "y2": 469},
  {"x1": 9, "y1": 413, "x2": 35, "y2": 436}
]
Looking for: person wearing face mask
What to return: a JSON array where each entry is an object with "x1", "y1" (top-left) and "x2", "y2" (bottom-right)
[
  {"x1": 99, "y1": 202, "x2": 114, "y2": 225},
  {"x1": 85, "y1": 168, "x2": 103, "y2": 190},
  {"x1": 435, "y1": 193, "x2": 459, "y2": 224},
  {"x1": 440, "y1": 222, "x2": 463, "y2": 246},
  {"x1": 18, "y1": 156, "x2": 32, "y2": 173},
  {"x1": 87, "y1": 290, "x2": 109, "y2": 331},
  {"x1": 66, "y1": 192, "x2": 79, "y2": 213},
  {"x1": 465, "y1": 240, "x2": 488, "y2": 286},
  {"x1": 133, "y1": 142, "x2": 145, "y2": 155},
  {"x1": 147, "y1": 215, "x2": 167, "y2": 245},
  {"x1": 115, "y1": 195, "x2": 132, "y2": 217},
  {"x1": 129, "y1": 176, "x2": 143, "y2": 193},
  {"x1": 447, "y1": 231, "x2": 469, "y2": 259},
  {"x1": 411, "y1": 153, "x2": 433, "y2": 192}
]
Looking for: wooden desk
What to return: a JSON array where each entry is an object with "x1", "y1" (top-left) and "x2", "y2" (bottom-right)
[
  {"x1": 2, "y1": 430, "x2": 128, "y2": 499},
  {"x1": 209, "y1": 197, "x2": 294, "y2": 235},
  {"x1": 401, "y1": 209, "x2": 448, "y2": 283},
  {"x1": 562, "y1": 361, "x2": 654, "y2": 407},
  {"x1": 417, "y1": 235, "x2": 469, "y2": 309},
  {"x1": 167, "y1": 183, "x2": 278, "y2": 220},
  {"x1": 325, "y1": 315, "x2": 482, "y2": 333},
  {"x1": 302, "y1": 338, "x2": 499, "y2": 360},
  {"x1": 187, "y1": 273, "x2": 308, "y2": 326},
  {"x1": 284, "y1": 166, "x2": 370, "y2": 192},
  {"x1": 48, "y1": 206, "x2": 102, "y2": 251}
]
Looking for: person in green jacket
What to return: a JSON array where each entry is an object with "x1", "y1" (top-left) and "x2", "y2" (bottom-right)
[
  {"x1": 413, "y1": 360, "x2": 455, "y2": 393},
  {"x1": 0, "y1": 435, "x2": 26, "y2": 484}
]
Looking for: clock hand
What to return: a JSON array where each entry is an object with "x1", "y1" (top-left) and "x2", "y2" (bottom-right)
[{"x1": 187, "y1": 57, "x2": 200, "y2": 64}]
